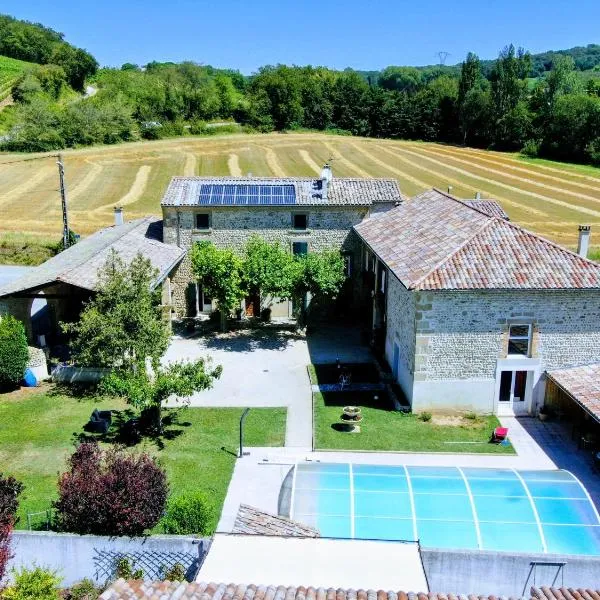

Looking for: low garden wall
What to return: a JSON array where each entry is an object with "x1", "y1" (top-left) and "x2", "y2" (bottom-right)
[
  {"x1": 9, "y1": 531, "x2": 211, "y2": 587},
  {"x1": 420, "y1": 547, "x2": 600, "y2": 596}
]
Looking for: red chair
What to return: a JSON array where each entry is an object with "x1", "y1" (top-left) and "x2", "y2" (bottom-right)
[{"x1": 492, "y1": 427, "x2": 509, "y2": 443}]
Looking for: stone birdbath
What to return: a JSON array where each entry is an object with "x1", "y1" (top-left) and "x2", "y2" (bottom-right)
[{"x1": 339, "y1": 406, "x2": 363, "y2": 433}]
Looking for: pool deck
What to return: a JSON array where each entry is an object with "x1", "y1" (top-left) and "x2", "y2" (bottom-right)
[{"x1": 217, "y1": 420, "x2": 558, "y2": 533}]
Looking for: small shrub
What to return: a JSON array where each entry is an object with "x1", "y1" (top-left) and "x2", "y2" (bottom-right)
[
  {"x1": 115, "y1": 557, "x2": 143, "y2": 580},
  {"x1": 3, "y1": 566, "x2": 61, "y2": 600},
  {"x1": 162, "y1": 562, "x2": 185, "y2": 582},
  {"x1": 161, "y1": 491, "x2": 215, "y2": 535},
  {"x1": 418, "y1": 411, "x2": 432, "y2": 422},
  {"x1": 0, "y1": 316, "x2": 29, "y2": 390},
  {"x1": 66, "y1": 578, "x2": 101, "y2": 600},
  {"x1": 463, "y1": 411, "x2": 478, "y2": 421},
  {"x1": 0, "y1": 474, "x2": 23, "y2": 581},
  {"x1": 53, "y1": 442, "x2": 168, "y2": 537},
  {"x1": 521, "y1": 139, "x2": 540, "y2": 158}
]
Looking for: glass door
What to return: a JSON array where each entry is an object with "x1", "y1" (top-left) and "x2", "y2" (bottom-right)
[{"x1": 497, "y1": 370, "x2": 530, "y2": 415}]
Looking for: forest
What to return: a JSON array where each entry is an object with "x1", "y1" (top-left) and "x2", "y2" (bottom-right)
[{"x1": 0, "y1": 13, "x2": 599, "y2": 166}]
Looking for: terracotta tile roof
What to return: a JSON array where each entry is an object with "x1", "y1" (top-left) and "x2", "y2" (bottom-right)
[
  {"x1": 233, "y1": 504, "x2": 319, "y2": 537},
  {"x1": 0, "y1": 218, "x2": 185, "y2": 297},
  {"x1": 161, "y1": 177, "x2": 402, "y2": 207},
  {"x1": 546, "y1": 363, "x2": 600, "y2": 422},
  {"x1": 101, "y1": 581, "x2": 599, "y2": 600},
  {"x1": 531, "y1": 587, "x2": 600, "y2": 600},
  {"x1": 462, "y1": 199, "x2": 510, "y2": 220},
  {"x1": 354, "y1": 189, "x2": 600, "y2": 290}
]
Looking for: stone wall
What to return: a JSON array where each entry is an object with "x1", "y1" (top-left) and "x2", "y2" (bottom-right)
[
  {"x1": 164, "y1": 206, "x2": 370, "y2": 317},
  {"x1": 9, "y1": 531, "x2": 209, "y2": 587},
  {"x1": 414, "y1": 289, "x2": 600, "y2": 382},
  {"x1": 384, "y1": 275, "x2": 416, "y2": 402}
]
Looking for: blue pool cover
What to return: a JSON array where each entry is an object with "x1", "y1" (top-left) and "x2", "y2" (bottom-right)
[{"x1": 288, "y1": 463, "x2": 600, "y2": 556}]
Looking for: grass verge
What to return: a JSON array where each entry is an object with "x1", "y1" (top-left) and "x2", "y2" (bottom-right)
[
  {"x1": 313, "y1": 390, "x2": 514, "y2": 454},
  {"x1": 0, "y1": 385, "x2": 286, "y2": 532}
]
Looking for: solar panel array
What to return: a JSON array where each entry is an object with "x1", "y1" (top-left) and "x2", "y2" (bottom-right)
[{"x1": 198, "y1": 184, "x2": 296, "y2": 205}]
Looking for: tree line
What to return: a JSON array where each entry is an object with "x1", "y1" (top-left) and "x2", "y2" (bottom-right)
[{"x1": 1, "y1": 12, "x2": 599, "y2": 166}]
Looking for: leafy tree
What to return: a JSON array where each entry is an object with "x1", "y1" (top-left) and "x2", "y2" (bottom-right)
[
  {"x1": 101, "y1": 359, "x2": 222, "y2": 431},
  {"x1": 379, "y1": 66, "x2": 423, "y2": 93},
  {"x1": 0, "y1": 315, "x2": 29, "y2": 390},
  {"x1": 541, "y1": 93, "x2": 600, "y2": 163},
  {"x1": 62, "y1": 251, "x2": 170, "y2": 369},
  {"x1": 545, "y1": 56, "x2": 582, "y2": 105},
  {"x1": 0, "y1": 474, "x2": 22, "y2": 582},
  {"x1": 54, "y1": 442, "x2": 167, "y2": 536},
  {"x1": 49, "y1": 44, "x2": 98, "y2": 91},
  {"x1": 457, "y1": 53, "x2": 486, "y2": 143},
  {"x1": 458, "y1": 53, "x2": 482, "y2": 106},
  {"x1": 248, "y1": 65, "x2": 304, "y2": 130},
  {"x1": 331, "y1": 71, "x2": 371, "y2": 135},
  {"x1": 490, "y1": 45, "x2": 532, "y2": 147},
  {"x1": 191, "y1": 241, "x2": 245, "y2": 331},
  {"x1": 243, "y1": 236, "x2": 298, "y2": 305},
  {"x1": 293, "y1": 250, "x2": 346, "y2": 326}
]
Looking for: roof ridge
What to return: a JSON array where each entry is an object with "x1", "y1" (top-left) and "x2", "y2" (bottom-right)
[
  {"x1": 409, "y1": 218, "x2": 495, "y2": 290},
  {"x1": 431, "y1": 187, "x2": 497, "y2": 221},
  {"x1": 169, "y1": 175, "x2": 399, "y2": 182}
]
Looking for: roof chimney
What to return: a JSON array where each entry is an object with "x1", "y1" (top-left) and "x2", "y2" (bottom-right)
[
  {"x1": 320, "y1": 163, "x2": 333, "y2": 200},
  {"x1": 475, "y1": 191, "x2": 481, "y2": 199},
  {"x1": 577, "y1": 225, "x2": 591, "y2": 258},
  {"x1": 114, "y1": 206, "x2": 124, "y2": 226}
]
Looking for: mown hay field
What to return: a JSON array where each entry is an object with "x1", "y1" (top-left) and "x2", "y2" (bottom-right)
[{"x1": 1, "y1": 132, "x2": 600, "y2": 248}]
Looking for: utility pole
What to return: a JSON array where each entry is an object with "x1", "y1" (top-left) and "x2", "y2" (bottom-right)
[{"x1": 56, "y1": 154, "x2": 70, "y2": 250}]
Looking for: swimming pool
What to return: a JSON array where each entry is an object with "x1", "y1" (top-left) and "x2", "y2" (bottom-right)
[{"x1": 284, "y1": 463, "x2": 600, "y2": 556}]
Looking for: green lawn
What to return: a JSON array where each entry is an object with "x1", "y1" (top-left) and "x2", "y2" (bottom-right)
[
  {"x1": 0, "y1": 386, "x2": 286, "y2": 531},
  {"x1": 314, "y1": 391, "x2": 514, "y2": 454}
]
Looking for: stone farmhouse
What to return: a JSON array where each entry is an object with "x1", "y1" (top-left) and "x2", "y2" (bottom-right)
[
  {"x1": 1, "y1": 166, "x2": 599, "y2": 419},
  {"x1": 354, "y1": 188, "x2": 600, "y2": 416},
  {"x1": 159, "y1": 169, "x2": 402, "y2": 317}
]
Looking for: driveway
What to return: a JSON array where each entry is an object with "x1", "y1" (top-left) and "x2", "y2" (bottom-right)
[{"x1": 163, "y1": 327, "x2": 312, "y2": 447}]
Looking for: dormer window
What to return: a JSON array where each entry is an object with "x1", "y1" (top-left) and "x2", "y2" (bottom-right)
[
  {"x1": 508, "y1": 324, "x2": 532, "y2": 357},
  {"x1": 292, "y1": 213, "x2": 308, "y2": 230}
]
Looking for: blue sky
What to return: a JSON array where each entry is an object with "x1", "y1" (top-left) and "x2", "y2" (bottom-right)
[{"x1": 3, "y1": 0, "x2": 600, "y2": 73}]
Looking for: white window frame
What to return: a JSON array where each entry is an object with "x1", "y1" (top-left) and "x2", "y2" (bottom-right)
[
  {"x1": 380, "y1": 267, "x2": 386, "y2": 293},
  {"x1": 507, "y1": 323, "x2": 532, "y2": 358}
]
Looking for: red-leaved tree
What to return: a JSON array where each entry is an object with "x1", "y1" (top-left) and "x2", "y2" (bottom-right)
[
  {"x1": 0, "y1": 474, "x2": 23, "y2": 581},
  {"x1": 53, "y1": 442, "x2": 167, "y2": 536}
]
